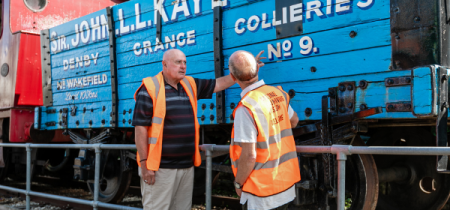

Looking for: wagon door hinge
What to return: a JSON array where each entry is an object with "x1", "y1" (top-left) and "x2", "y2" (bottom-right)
[{"x1": 436, "y1": 67, "x2": 450, "y2": 173}]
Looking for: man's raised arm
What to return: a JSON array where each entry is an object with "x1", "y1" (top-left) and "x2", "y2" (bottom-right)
[{"x1": 214, "y1": 75, "x2": 235, "y2": 93}]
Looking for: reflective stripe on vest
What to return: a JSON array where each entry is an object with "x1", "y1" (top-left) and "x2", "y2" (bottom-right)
[
  {"x1": 152, "y1": 76, "x2": 160, "y2": 99},
  {"x1": 152, "y1": 117, "x2": 163, "y2": 124},
  {"x1": 230, "y1": 85, "x2": 301, "y2": 197},
  {"x1": 134, "y1": 72, "x2": 202, "y2": 171},
  {"x1": 231, "y1": 151, "x2": 297, "y2": 170},
  {"x1": 231, "y1": 128, "x2": 293, "y2": 149}
]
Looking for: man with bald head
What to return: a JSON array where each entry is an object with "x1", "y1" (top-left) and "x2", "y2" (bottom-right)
[
  {"x1": 229, "y1": 50, "x2": 300, "y2": 210},
  {"x1": 132, "y1": 49, "x2": 235, "y2": 209}
]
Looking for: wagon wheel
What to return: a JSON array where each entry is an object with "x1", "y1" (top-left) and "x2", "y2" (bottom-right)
[
  {"x1": 328, "y1": 137, "x2": 379, "y2": 210},
  {"x1": 368, "y1": 127, "x2": 450, "y2": 210},
  {"x1": 87, "y1": 149, "x2": 132, "y2": 203}
]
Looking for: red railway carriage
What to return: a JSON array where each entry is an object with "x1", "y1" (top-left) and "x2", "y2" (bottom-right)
[
  {"x1": 0, "y1": 0, "x2": 127, "y2": 201},
  {"x1": 0, "y1": 0, "x2": 126, "y2": 143}
]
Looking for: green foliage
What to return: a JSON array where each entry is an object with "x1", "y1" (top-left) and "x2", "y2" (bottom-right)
[{"x1": 345, "y1": 195, "x2": 352, "y2": 209}]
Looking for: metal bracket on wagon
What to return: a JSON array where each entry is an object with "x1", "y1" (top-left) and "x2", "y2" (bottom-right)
[
  {"x1": 329, "y1": 81, "x2": 356, "y2": 116},
  {"x1": 436, "y1": 66, "x2": 449, "y2": 173}
]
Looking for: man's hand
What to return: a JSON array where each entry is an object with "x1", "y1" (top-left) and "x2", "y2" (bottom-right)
[
  {"x1": 255, "y1": 51, "x2": 267, "y2": 68},
  {"x1": 235, "y1": 187, "x2": 242, "y2": 197},
  {"x1": 141, "y1": 165, "x2": 156, "y2": 185}
]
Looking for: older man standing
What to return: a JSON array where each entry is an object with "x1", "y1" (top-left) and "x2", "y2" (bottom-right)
[
  {"x1": 229, "y1": 50, "x2": 300, "y2": 210},
  {"x1": 132, "y1": 49, "x2": 234, "y2": 210}
]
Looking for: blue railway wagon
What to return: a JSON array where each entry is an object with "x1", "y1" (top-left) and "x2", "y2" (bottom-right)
[{"x1": 35, "y1": 0, "x2": 450, "y2": 208}]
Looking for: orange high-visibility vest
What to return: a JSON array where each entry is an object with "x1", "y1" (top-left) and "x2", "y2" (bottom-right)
[
  {"x1": 133, "y1": 72, "x2": 202, "y2": 171},
  {"x1": 230, "y1": 85, "x2": 301, "y2": 197}
]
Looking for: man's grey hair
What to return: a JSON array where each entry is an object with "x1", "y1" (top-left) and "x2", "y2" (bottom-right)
[{"x1": 229, "y1": 51, "x2": 258, "y2": 81}]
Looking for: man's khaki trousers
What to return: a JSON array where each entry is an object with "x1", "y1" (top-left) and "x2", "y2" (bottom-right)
[{"x1": 139, "y1": 167, "x2": 194, "y2": 210}]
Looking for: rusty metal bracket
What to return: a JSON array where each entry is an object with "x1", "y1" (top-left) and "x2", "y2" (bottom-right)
[
  {"x1": 385, "y1": 76, "x2": 412, "y2": 87},
  {"x1": 70, "y1": 106, "x2": 77, "y2": 116},
  {"x1": 61, "y1": 108, "x2": 68, "y2": 128},
  {"x1": 436, "y1": 67, "x2": 449, "y2": 173},
  {"x1": 337, "y1": 82, "x2": 356, "y2": 115},
  {"x1": 331, "y1": 107, "x2": 383, "y2": 125},
  {"x1": 441, "y1": 0, "x2": 450, "y2": 67},
  {"x1": 385, "y1": 102, "x2": 412, "y2": 112}
]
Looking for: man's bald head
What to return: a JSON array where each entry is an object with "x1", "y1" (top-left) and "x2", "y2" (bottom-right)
[
  {"x1": 229, "y1": 50, "x2": 258, "y2": 82},
  {"x1": 163, "y1": 49, "x2": 185, "y2": 61}
]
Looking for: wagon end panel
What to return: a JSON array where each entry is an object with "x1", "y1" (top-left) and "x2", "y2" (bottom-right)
[
  {"x1": 15, "y1": 32, "x2": 43, "y2": 107},
  {"x1": 38, "y1": 9, "x2": 114, "y2": 130}
]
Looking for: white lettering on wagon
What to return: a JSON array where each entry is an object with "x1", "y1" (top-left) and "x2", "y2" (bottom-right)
[
  {"x1": 234, "y1": 0, "x2": 374, "y2": 35},
  {"x1": 133, "y1": 30, "x2": 196, "y2": 56},
  {"x1": 65, "y1": 90, "x2": 98, "y2": 101},
  {"x1": 57, "y1": 74, "x2": 108, "y2": 90},
  {"x1": 63, "y1": 53, "x2": 99, "y2": 70},
  {"x1": 51, "y1": 15, "x2": 108, "y2": 53},
  {"x1": 52, "y1": 1, "x2": 222, "y2": 55},
  {"x1": 115, "y1": 1, "x2": 227, "y2": 36},
  {"x1": 267, "y1": 36, "x2": 319, "y2": 60}
]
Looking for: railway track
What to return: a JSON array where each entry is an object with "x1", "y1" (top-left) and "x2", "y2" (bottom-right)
[{"x1": 0, "y1": 176, "x2": 241, "y2": 210}]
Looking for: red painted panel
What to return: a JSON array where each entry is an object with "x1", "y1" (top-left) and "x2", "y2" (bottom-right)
[
  {"x1": 10, "y1": 0, "x2": 119, "y2": 34},
  {"x1": 15, "y1": 32, "x2": 42, "y2": 106},
  {"x1": 10, "y1": 109, "x2": 72, "y2": 143},
  {"x1": 9, "y1": 109, "x2": 34, "y2": 142}
]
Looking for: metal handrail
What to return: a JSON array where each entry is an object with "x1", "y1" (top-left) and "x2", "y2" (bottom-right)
[
  {"x1": 0, "y1": 143, "x2": 141, "y2": 210},
  {"x1": 3, "y1": 143, "x2": 450, "y2": 210},
  {"x1": 199, "y1": 144, "x2": 450, "y2": 210}
]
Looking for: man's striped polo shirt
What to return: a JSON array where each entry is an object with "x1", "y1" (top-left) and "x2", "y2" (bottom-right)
[{"x1": 132, "y1": 77, "x2": 215, "y2": 168}]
